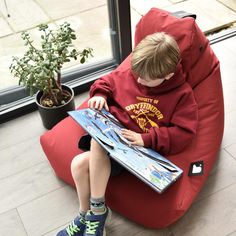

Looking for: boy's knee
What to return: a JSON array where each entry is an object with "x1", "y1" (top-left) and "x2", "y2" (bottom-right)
[{"x1": 71, "y1": 153, "x2": 89, "y2": 178}]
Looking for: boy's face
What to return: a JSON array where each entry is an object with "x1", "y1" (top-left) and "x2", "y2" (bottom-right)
[{"x1": 137, "y1": 73, "x2": 174, "y2": 87}]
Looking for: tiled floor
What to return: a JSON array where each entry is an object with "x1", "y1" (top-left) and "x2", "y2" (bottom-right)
[{"x1": 1, "y1": 1, "x2": 236, "y2": 236}]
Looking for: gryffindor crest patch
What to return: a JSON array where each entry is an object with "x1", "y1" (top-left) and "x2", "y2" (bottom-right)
[{"x1": 125, "y1": 96, "x2": 163, "y2": 132}]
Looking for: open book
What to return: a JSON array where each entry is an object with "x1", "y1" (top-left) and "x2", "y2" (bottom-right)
[{"x1": 68, "y1": 108, "x2": 183, "y2": 193}]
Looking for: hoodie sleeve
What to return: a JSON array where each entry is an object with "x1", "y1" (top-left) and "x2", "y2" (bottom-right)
[
  {"x1": 141, "y1": 91, "x2": 198, "y2": 155},
  {"x1": 89, "y1": 73, "x2": 115, "y2": 100}
]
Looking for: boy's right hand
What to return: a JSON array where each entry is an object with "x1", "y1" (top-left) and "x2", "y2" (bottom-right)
[{"x1": 88, "y1": 96, "x2": 109, "y2": 111}]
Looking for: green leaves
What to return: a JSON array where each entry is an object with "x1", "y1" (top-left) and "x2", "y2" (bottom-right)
[
  {"x1": 38, "y1": 23, "x2": 48, "y2": 31},
  {"x1": 9, "y1": 22, "x2": 93, "y2": 105},
  {"x1": 79, "y1": 48, "x2": 93, "y2": 64}
]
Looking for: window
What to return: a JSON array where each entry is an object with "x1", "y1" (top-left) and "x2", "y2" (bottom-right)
[{"x1": 0, "y1": 0, "x2": 132, "y2": 122}]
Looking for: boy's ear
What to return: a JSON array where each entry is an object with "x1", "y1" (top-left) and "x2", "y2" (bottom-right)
[{"x1": 165, "y1": 73, "x2": 174, "y2": 80}]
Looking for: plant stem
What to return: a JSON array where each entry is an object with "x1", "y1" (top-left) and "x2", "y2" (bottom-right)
[
  {"x1": 57, "y1": 71, "x2": 61, "y2": 87},
  {"x1": 47, "y1": 79, "x2": 58, "y2": 106}
]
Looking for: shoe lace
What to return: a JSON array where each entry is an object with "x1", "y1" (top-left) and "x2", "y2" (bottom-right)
[
  {"x1": 85, "y1": 220, "x2": 100, "y2": 235},
  {"x1": 66, "y1": 220, "x2": 81, "y2": 236}
]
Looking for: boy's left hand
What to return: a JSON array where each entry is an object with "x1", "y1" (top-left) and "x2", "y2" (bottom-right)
[{"x1": 121, "y1": 129, "x2": 144, "y2": 146}]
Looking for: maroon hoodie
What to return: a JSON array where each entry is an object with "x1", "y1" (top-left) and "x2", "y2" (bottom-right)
[{"x1": 90, "y1": 65, "x2": 198, "y2": 155}]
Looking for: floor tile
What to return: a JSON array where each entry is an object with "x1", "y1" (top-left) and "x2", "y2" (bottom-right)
[
  {"x1": 0, "y1": 136, "x2": 45, "y2": 180},
  {"x1": 18, "y1": 185, "x2": 78, "y2": 236},
  {"x1": 210, "y1": 36, "x2": 236, "y2": 117},
  {"x1": 74, "y1": 91, "x2": 89, "y2": 107},
  {"x1": 217, "y1": 30, "x2": 236, "y2": 144},
  {"x1": 228, "y1": 230, "x2": 236, "y2": 236},
  {"x1": 170, "y1": 183, "x2": 236, "y2": 236},
  {"x1": 0, "y1": 161, "x2": 64, "y2": 214},
  {"x1": 42, "y1": 223, "x2": 68, "y2": 236},
  {"x1": 213, "y1": 55, "x2": 236, "y2": 87},
  {"x1": 222, "y1": 81, "x2": 236, "y2": 113},
  {"x1": 211, "y1": 37, "x2": 236, "y2": 86},
  {"x1": 225, "y1": 143, "x2": 236, "y2": 160},
  {"x1": 221, "y1": 110, "x2": 236, "y2": 148},
  {"x1": 0, "y1": 111, "x2": 46, "y2": 150},
  {"x1": 0, "y1": 209, "x2": 27, "y2": 236},
  {"x1": 196, "y1": 149, "x2": 236, "y2": 202},
  {"x1": 221, "y1": 35, "x2": 236, "y2": 53},
  {"x1": 107, "y1": 211, "x2": 171, "y2": 236}
]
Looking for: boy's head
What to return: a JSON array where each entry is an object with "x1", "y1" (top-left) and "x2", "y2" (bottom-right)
[{"x1": 131, "y1": 32, "x2": 180, "y2": 87}]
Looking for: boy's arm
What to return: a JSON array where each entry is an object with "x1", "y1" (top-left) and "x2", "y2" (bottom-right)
[
  {"x1": 141, "y1": 91, "x2": 198, "y2": 155},
  {"x1": 90, "y1": 72, "x2": 115, "y2": 100}
]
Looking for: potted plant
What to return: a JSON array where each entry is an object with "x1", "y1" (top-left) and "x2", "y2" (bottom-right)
[{"x1": 10, "y1": 22, "x2": 93, "y2": 129}]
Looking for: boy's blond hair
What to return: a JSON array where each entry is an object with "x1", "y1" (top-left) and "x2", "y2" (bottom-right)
[{"x1": 131, "y1": 32, "x2": 180, "y2": 79}]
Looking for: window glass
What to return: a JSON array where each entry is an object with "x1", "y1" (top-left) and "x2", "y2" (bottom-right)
[{"x1": 0, "y1": 0, "x2": 113, "y2": 91}]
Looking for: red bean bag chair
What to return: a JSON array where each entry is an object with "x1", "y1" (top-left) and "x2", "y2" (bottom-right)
[{"x1": 40, "y1": 8, "x2": 224, "y2": 228}]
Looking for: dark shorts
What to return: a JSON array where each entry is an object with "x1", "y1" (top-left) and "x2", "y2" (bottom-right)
[{"x1": 78, "y1": 134, "x2": 124, "y2": 176}]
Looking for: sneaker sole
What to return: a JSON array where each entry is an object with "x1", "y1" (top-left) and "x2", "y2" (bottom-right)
[{"x1": 103, "y1": 208, "x2": 112, "y2": 236}]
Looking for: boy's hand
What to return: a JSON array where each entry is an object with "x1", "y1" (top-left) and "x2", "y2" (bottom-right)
[
  {"x1": 88, "y1": 96, "x2": 109, "y2": 111},
  {"x1": 121, "y1": 129, "x2": 144, "y2": 146}
]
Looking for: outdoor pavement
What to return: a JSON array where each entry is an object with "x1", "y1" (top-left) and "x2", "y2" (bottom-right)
[{"x1": 1, "y1": 0, "x2": 236, "y2": 89}]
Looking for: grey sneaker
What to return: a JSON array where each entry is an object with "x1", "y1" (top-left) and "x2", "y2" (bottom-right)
[
  {"x1": 84, "y1": 207, "x2": 111, "y2": 236},
  {"x1": 57, "y1": 216, "x2": 86, "y2": 236}
]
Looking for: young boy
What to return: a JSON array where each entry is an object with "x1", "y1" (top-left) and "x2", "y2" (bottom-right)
[{"x1": 57, "y1": 32, "x2": 198, "y2": 236}]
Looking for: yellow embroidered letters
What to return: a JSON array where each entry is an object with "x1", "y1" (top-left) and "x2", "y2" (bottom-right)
[{"x1": 125, "y1": 97, "x2": 163, "y2": 132}]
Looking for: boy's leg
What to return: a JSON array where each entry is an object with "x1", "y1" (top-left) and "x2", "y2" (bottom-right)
[
  {"x1": 83, "y1": 139, "x2": 111, "y2": 236},
  {"x1": 89, "y1": 138, "x2": 111, "y2": 200},
  {"x1": 71, "y1": 152, "x2": 90, "y2": 213},
  {"x1": 57, "y1": 152, "x2": 90, "y2": 236}
]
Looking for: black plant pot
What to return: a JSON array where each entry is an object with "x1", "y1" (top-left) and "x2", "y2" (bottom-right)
[{"x1": 36, "y1": 84, "x2": 75, "y2": 129}]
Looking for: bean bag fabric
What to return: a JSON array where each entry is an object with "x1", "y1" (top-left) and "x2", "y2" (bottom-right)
[{"x1": 40, "y1": 8, "x2": 224, "y2": 228}]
